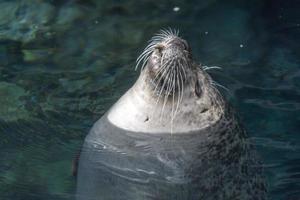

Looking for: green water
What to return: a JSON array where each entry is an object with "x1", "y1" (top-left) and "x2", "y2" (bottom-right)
[{"x1": 0, "y1": 0, "x2": 299, "y2": 199}]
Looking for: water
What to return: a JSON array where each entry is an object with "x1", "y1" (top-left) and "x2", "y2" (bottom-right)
[{"x1": 0, "y1": 0, "x2": 299, "y2": 199}]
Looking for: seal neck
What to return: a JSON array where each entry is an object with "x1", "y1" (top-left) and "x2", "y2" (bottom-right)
[{"x1": 107, "y1": 66, "x2": 226, "y2": 134}]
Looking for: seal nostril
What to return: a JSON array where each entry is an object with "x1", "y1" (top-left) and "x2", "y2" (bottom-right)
[
  {"x1": 155, "y1": 44, "x2": 164, "y2": 53},
  {"x1": 200, "y1": 108, "x2": 208, "y2": 113}
]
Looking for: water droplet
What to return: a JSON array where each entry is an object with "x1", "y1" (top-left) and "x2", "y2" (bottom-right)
[{"x1": 173, "y1": 7, "x2": 180, "y2": 12}]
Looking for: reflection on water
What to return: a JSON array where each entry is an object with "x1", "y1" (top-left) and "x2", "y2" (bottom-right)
[{"x1": 0, "y1": 0, "x2": 299, "y2": 199}]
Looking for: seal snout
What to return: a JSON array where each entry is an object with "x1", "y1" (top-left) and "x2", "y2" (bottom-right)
[
  {"x1": 136, "y1": 29, "x2": 197, "y2": 100},
  {"x1": 151, "y1": 36, "x2": 191, "y2": 70},
  {"x1": 154, "y1": 36, "x2": 190, "y2": 57}
]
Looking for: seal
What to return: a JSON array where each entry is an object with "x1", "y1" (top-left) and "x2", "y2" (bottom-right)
[{"x1": 76, "y1": 29, "x2": 267, "y2": 200}]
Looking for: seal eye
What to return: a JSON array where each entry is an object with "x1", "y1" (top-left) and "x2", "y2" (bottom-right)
[{"x1": 195, "y1": 79, "x2": 202, "y2": 98}]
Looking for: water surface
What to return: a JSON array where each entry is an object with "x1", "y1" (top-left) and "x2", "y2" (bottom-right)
[{"x1": 0, "y1": 0, "x2": 299, "y2": 199}]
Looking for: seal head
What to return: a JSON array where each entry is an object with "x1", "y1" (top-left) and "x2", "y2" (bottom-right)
[{"x1": 108, "y1": 29, "x2": 224, "y2": 133}]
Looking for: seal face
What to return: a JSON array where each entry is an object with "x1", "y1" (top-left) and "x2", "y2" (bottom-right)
[
  {"x1": 76, "y1": 29, "x2": 267, "y2": 200},
  {"x1": 108, "y1": 30, "x2": 224, "y2": 133}
]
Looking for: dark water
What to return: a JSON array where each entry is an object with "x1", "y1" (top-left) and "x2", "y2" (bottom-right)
[{"x1": 0, "y1": 0, "x2": 299, "y2": 199}]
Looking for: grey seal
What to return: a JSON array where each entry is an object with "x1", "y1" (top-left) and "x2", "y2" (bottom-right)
[{"x1": 76, "y1": 29, "x2": 267, "y2": 200}]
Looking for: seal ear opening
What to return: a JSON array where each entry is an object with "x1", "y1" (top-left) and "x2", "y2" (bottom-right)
[{"x1": 144, "y1": 116, "x2": 149, "y2": 122}]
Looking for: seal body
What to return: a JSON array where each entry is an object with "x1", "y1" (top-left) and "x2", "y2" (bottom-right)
[{"x1": 76, "y1": 30, "x2": 266, "y2": 200}]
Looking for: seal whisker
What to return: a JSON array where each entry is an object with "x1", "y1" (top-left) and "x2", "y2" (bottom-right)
[
  {"x1": 160, "y1": 29, "x2": 173, "y2": 38},
  {"x1": 137, "y1": 46, "x2": 154, "y2": 61},
  {"x1": 156, "y1": 32, "x2": 172, "y2": 39},
  {"x1": 136, "y1": 42, "x2": 156, "y2": 60},
  {"x1": 175, "y1": 29, "x2": 180, "y2": 36},
  {"x1": 203, "y1": 66, "x2": 222, "y2": 71},
  {"x1": 136, "y1": 51, "x2": 153, "y2": 70},
  {"x1": 160, "y1": 59, "x2": 176, "y2": 118},
  {"x1": 154, "y1": 68, "x2": 168, "y2": 117},
  {"x1": 136, "y1": 42, "x2": 159, "y2": 70},
  {"x1": 141, "y1": 56, "x2": 152, "y2": 71},
  {"x1": 153, "y1": 67, "x2": 168, "y2": 88},
  {"x1": 137, "y1": 45, "x2": 155, "y2": 59},
  {"x1": 158, "y1": 69, "x2": 172, "y2": 120},
  {"x1": 161, "y1": 77, "x2": 172, "y2": 118},
  {"x1": 153, "y1": 62, "x2": 167, "y2": 82},
  {"x1": 153, "y1": 59, "x2": 172, "y2": 88},
  {"x1": 177, "y1": 61, "x2": 185, "y2": 106},
  {"x1": 160, "y1": 52, "x2": 167, "y2": 69},
  {"x1": 177, "y1": 63, "x2": 184, "y2": 104},
  {"x1": 173, "y1": 62, "x2": 181, "y2": 118},
  {"x1": 209, "y1": 84, "x2": 225, "y2": 109},
  {"x1": 170, "y1": 67, "x2": 177, "y2": 133},
  {"x1": 174, "y1": 64, "x2": 181, "y2": 117},
  {"x1": 151, "y1": 35, "x2": 166, "y2": 42},
  {"x1": 166, "y1": 27, "x2": 179, "y2": 37},
  {"x1": 211, "y1": 80, "x2": 230, "y2": 93},
  {"x1": 155, "y1": 66, "x2": 172, "y2": 107},
  {"x1": 153, "y1": 68, "x2": 169, "y2": 96},
  {"x1": 178, "y1": 59, "x2": 187, "y2": 80},
  {"x1": 155, "y1": 28, "x2": 178, "y2": 40}
]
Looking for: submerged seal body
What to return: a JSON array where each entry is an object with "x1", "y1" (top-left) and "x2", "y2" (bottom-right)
[{"x1": 76, "y1": 30, "x2": 267, "y2": 200}]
